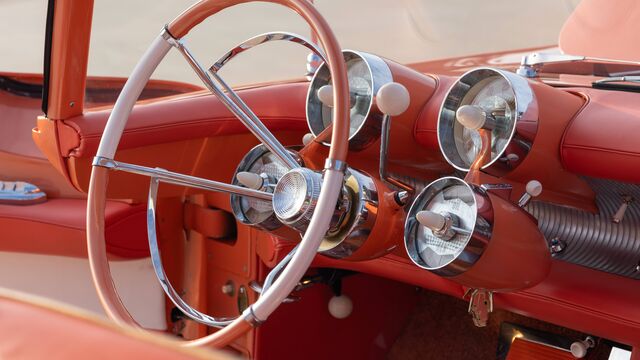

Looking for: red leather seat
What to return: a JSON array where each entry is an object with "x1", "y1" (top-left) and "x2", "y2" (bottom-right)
[
  {"x1": 0, "y1": 289, "x2": 235, "y2": 359},
  {"x1": 0, "y1": 198, "x2": 148, "y2": 258}
]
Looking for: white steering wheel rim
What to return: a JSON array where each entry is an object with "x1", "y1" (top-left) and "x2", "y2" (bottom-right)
[{"x1": 86, "y1": 0, "x2": 350, "y2": 348}]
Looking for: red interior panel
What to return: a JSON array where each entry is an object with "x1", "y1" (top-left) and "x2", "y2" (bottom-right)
[
  {"x1": 62, "y1": 82, "x2": 310, "y2": 159},
  {"x1": 562, "y1": 88, "x2": 640, "y2": 183},
  {"x1": 0, "y1": 199, "x2": 147, "y2": 258}
]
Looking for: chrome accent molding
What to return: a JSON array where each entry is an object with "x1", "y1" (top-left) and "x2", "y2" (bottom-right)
[
  {"x1": 0, "y1": 181, "x2": 47, "y2": 205},
  {"x1": 147, "y1": 178, "x2": 235, "y2": 327},
  {"x1": 324, "y1": 158, "x2": 347, "y2": 172},
  {"x1": 210, "y1": 32, "x2": 325, "y2": 72},
  {"x1": 516, "y1": 52, "x2": 640, "y2": 78},
  {"x1": 93, "y1": 156, "x2": 272, "y2": 201}
]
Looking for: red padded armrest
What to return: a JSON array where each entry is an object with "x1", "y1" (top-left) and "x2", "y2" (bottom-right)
[{"x1": 0, "y1": 199, "x2": 147, "y2": 258}]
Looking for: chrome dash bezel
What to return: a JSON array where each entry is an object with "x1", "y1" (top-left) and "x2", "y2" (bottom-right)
[{"x1": 306, "y1": 50, "x2": 393, "y2": 151}]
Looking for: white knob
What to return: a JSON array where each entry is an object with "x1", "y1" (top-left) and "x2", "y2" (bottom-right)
[
  {"x1": 570, "y1": 341, "x2": 589, "y2": 358},
  {"x1": 302, "y1": 133, "x2": 315, "y2": 146},
  {"x1": 456, "y1": 105, "x2": 487, "y2": 130},
  {"x1": 376, "y1": 82, "x2": 410, "y2": 116},
  {"x1": 236, "y1": 172, "x2": 263, "y2": 190},
  {"x1": 328, "y1": 295, "x2": 353, "y2": 319},
  {"x1": 416, "y1": 211, "x2": 446, "y2": 231},
  {"x1": 526, "y1": 180, "x2": 543, "y2": 197},
  {"x1": 317, "y1": 85, "x2": 334, "y2": 107},
  {"x1": 506, "y1": 153, "x2": 519, "y2": 162}
]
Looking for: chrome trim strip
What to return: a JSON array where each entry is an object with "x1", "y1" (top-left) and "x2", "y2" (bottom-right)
[
  {"x1": 163, "y1": 28, "x2": 300, "y2": 170},
  {"x1": 210, "y1": 32, "x2": 325, "y2": 72},
  {"x1": 147, "y1": 177, "x2": 235, "y2": 328},
  {"x1": 324, "y1": 158, "x2": 347, "y2": 172},
  {"x1": 93, "y1": 156, "x2": 272, "y2": 201},
  {"x1": 0, "y1": 181, "x2": 47, "y2": 205}
]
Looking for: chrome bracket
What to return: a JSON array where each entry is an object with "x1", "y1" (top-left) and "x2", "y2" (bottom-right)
[
  {"x1": 516, "y1": 53, "x2": 586, "y2": 78},
  {"x1": 465, "y1": 288, "x2": 493, "y2": 327}
]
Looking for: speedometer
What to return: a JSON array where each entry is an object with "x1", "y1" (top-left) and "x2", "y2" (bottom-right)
[
  {"x1": 438, "y1": 68, "x2": 538, "y2": 176},
  {"x1": 306, "y1": 50, "x2": 392, "y2": 150}
]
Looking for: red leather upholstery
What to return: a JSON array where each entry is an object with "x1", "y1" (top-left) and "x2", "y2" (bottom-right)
[
  {"x1": 0, "y1": 289, "x2": 233, "y2": 360},
  {"x1": 0, "y1": 199, "x2": 147, "y2": 258},
  {"x1": 63, "y1": 82, "x2": 310, "y2": 158},
  {"x1": 562, "y1": 88, "x2": 640, "y2": 183}
]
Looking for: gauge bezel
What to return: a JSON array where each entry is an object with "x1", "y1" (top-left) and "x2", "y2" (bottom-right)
[
  {"x1": 437, "y1": 67, "x2": 538, "y2": 174},
  {"x1": 230, "y1": 144, "x2": 300, "y2": 231},
  {"x1": 306, "y1": 50, "x2": 392, "y2": 150},
  {"x1": 404, "y1": 176, "x2": 493, "y2": 277}
]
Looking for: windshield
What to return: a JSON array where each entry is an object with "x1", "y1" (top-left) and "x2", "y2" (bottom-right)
[{"x1": 2, "y1": 0, "x2": 579, "y2": 86}]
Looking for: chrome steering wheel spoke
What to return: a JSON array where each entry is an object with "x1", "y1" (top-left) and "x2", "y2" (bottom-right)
[
  {"x1": 93, "y1": 156, "x2": 272, "y2": 201},
  {"x1": 163, "y1": 28, "x2": 300, "y2": 170},
  {"x1": 147, "y1": 177, "x2": 235, "y2": 327}
]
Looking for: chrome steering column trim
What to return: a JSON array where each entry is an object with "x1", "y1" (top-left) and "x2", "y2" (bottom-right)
[
  {"x1": 93, "y1": 156, "x2": 273, "y2": 201},
  {"x1": 324, "y1": 158, "x2": 347, "y2": 172}
]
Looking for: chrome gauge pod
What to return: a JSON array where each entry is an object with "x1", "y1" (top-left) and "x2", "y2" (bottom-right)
[
  {"x1": 306, "y1": 50, "x2": 393, "y2": 150},
  {"x1": 404, "y1": 176, "x2": 493, "y2": 277},
  {"x1": 437, "y1": 68, "x2": 538, "y2": 176},
  {"x1": 230, "y1": 144, "x2": 299, "y2": 231},
  {"x1": 232, "y1": 144, "x2": 380, "y2": 260}
]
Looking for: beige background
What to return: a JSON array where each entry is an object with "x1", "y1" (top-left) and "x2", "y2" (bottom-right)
[{"x1": 2, "y1": 0, "x2": 580, "y2": 86}]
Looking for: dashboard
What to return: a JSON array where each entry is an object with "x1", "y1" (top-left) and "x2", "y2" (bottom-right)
[{"x1": 55, "y1": 46, "x2": 640, "y2": 347}]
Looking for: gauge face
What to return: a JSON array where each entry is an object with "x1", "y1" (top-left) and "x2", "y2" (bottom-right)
[
  {"x1": 411, "y1": 179, "x2": 477, "y2": 270},
  {"x1": 437, "y1": 68, "x2": 538, "y2": 175},
  {"x1": 230, "y1": 145, "x2": 292, "y2": 230},
  {"x1": 454, "y1": 77, "x2": 516, "y2": 167},
  {"x1": 319, "y1": 56, "x2": 373, "y2": 138},
  {"x1": 306, "y1": 50, "x2": 392, "y2": 150}
]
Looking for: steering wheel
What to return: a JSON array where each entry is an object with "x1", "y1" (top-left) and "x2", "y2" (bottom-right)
[{"x1": 86, "y1": 0, "x2": 350, "y2": 348}]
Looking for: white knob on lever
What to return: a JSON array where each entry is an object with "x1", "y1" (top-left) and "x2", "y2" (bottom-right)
[
  {"x1": 518, "y1": 180, "x2": 543, "y2": 207},
  {"x1": 328, "y1": 295, "x2": 353, "y2": 319},
  {"x1": 317, "y1": 85, "x2": 334, "y2": 107},
  {"x1": 570, "y1": 337, "x2": 595, "y2": 358},
  {"x1": 302, "y1": 133, "x2": 315, "y2": 146},
  {"x1": 416, "y1": 210, "x2": 447, "y2": 232},
  {"x1": 236, "y1": 172, "x2": 264, "y2": 190},
  {"x1": 456, "y1": 105, "x2": 487, "y2": 130},
  {"x1": 376, "y1": 82, "x2": 410, "y2": 116}
]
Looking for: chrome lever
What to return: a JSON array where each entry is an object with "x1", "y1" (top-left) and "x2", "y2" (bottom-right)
[
  {"x1": 377, "y1": 82, "x2": 413, "y2": 205},
  {"x1": 163, "y1": 29, "x2": 300, "y2": 170}
]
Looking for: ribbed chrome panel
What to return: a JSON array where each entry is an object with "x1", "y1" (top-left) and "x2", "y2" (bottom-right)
[{"x1": 526, "y1": 177, "x2": 640, "y2": 279}]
